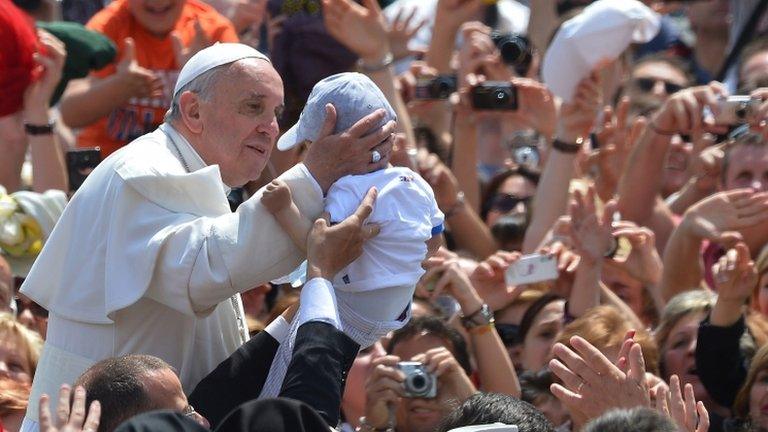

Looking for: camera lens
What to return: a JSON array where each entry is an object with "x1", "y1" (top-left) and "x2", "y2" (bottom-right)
[
  {"x1": 493, "y1": 90, "x2": 509, "y2": 106},
  {"x1": 409, "y1": 372, "x2": 427, "y2": 391},
  {"x1": 736, "y1": 102, "x2": 748, "y2": 120},
  {"x1": 434, "y1": 79, "x2": 451, "y2": 99}
]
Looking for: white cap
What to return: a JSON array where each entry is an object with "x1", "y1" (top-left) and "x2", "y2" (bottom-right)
[
  {"x1": 542, "y1": 0, "x2": 660, "y2": 102},
  {"x1": 173, "y1": 42, "x2": 270, "y2": 97},
  {"x1": 276, "y1": 72, "x2": 397, "y2": 151}
]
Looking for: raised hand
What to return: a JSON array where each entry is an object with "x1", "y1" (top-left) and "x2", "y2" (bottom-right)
[
  {"x1": 569, "y1": 186, "x2": 615, "y2": 264},
  {"x1": 655, "y1": 375, "x2": 710, "y2": 432},
  {"x1": 230, "y1": 0, "x2": 267, "y2": 34},
  {"x1": 388, "y1": 7, "x2": 426, "y2": 60},
  {"x1": 608, "y1": 223, "x2": 663, "y2": 286},
  {"x1": 24, "y1": 30, "x2": 66, "y2": 119},
  {"x1": 550, "y1": 336, "x2": 650, "y2": 427},
  {"x1": 681, "y1": 189, "x2": 768, "y2": 246},
  {"x1": 40, "y1": 385, "x2": 101, "y2": 432},
  {"x1": 322, "y1": 0, "x2": 390, "y2": 63},
  {"x1": 171, "y1": 19, "x2": 211, "y2": 68},
  {"x1": 556, "y1": 70, "x2": 602, "y2": 144},
  {"x1": 651, "y1": 82, "x2": 728, "y2": 136},
  {"x1": 116, "y1": 38, "x2": 163, "y2": 99},
  {"x1": 469, "y1": 250, "x2": 524, "y2": 311},
  {"x1": 712, "y1": 242, "x2": 757, "y2": 304}
]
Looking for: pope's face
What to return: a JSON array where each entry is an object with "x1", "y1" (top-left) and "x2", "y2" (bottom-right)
[{"x1": 198, "y1": 59, "x2": 283, "y2": 187}]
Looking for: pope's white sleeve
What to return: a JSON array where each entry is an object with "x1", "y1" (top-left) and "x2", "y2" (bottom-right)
[{"x1": 145, "y1": 164, "x2": 324, "y2": 315}]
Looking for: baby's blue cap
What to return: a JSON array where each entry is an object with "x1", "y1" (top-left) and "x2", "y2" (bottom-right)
[{"x1": 276, "y1": 72, "x2": 397, "y2": 151}]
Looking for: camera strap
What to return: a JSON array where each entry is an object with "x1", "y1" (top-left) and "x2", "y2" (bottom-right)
[{"x1": 716, "y1": 0, "x2": 768, "y2": 81}]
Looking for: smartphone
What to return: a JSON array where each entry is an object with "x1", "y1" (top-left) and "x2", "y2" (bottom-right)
[
  {"x1": 713, "y1": 96, "x2": 760, "y2": 125},
  {"x1": 471, "y1": 81, "x2": 518, "y2": 111},
  {"x1": 505, "y1": 254, "x2": 558, "y2": 286},
  {"x1": 66, "y1": 148, "x2": 101, "y2": 192},
  {"x1": 414, "y1": 75, "x2": 457, "y2": 100}
]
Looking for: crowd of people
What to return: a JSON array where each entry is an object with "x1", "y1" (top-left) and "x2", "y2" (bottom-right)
[{"x1": 3, "y1": 0, "x2": 768, "y2": 431}]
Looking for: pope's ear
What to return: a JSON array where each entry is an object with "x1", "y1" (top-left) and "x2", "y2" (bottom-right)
[{"x1": 179, "y1": 91, "x2": 203, "y2": 133}]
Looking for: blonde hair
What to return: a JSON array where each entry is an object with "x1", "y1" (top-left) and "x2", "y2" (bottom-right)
[
  {"x1": 0, "y1": 313, "x2": 43, "y2": 377},
  {"x1": 734, "y1": 343, "x2": 768, "y2": 419},
  {"x1": 558, "y1": 305, "x2": 659, "y2": 375}
]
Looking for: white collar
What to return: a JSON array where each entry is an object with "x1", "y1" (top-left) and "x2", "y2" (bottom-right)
[{"x1": 159, "y1": 123, "x2": 231, "y2": 195}]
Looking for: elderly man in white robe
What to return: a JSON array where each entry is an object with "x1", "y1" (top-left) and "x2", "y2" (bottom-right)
[{"x1": 19, "y1": 43, "x2": 395, "y2": 430}]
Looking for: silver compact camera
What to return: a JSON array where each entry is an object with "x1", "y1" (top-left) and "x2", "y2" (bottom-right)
[{"x1": 397, "y1": 361, "x2": 437, "y2": 398}]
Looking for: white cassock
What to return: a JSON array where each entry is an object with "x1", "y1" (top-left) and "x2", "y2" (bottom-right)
[{"x1": 20, "y1": 123, "x2": 323, "y2": 423}]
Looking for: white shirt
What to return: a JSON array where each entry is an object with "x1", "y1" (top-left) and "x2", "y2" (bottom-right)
[{"x1": 21, "y1": 123, "x2": 324, "y2": 422}]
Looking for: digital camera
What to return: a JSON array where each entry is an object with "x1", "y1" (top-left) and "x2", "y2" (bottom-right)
[
  {"x1": 415, "y1": 75, "x2": 457, "y2": 100},
  {"x1": 471, "y1": 82, "x2": 518, "y2": 111},
  {"x1": 397, "y1": 361, "x2": 437, "y2": 398},
  {"x1": 491, "y1": 32, "x2": 533, "y2": 75},
  {"x1": 713, "y1": 96, "x2": 760, "y2": 125}
]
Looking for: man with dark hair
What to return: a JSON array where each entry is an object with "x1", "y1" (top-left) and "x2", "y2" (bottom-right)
[
  {"x1": 582, "y1": 407, "x2": 677, "y2": 432},
  {"x1": 362, "y1": 316, "x2": 477, "y2": 432},
  {"x1": 75, "y1": 354, "x2": 208, "y2": 432},
  {"x1": 438, "y1": 392, "x2": 554, "y2": 432}
]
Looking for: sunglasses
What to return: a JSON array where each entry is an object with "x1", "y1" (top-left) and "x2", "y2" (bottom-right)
[
  {"x1": 489, "y1": 194, "x2": 532, "y2": 213},
  {"x1": 495, "y1": 323, "x2": 521, "y2": 347},
  {"x1": 14, "y1": 294, "x2": 48, "y2": 318},
  {"x1": 633, "y1": 77, "x2": 683, "y2": 95}
]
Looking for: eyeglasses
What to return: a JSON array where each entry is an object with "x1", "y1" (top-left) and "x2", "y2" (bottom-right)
[
  {"x1": 633, "y1": 77, "x2": 684, "y2": 95},
  {"x1": 495, "y1": 323, "x2": 521, "y2": 347},
  {"x1": 488, "y1": 194, "x2": 532, "y2": 213}
]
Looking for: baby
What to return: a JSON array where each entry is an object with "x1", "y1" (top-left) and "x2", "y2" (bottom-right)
[{"x1": 258, "y1": 72, "x2": 443, "y2": 398}]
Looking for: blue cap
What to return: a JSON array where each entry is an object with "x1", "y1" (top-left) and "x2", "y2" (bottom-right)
[{"x1": 276, "y1": 72, "x2": 397, "y2": 151}]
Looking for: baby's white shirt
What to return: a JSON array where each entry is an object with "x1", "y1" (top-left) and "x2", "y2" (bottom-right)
[{"x1": 325, "y1": 166, "x2": 444, "y2": 320}]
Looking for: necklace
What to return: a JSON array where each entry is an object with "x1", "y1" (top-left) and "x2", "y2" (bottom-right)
[{"x1": 165, "y1": 126, "x2": 249, "y2": 345}]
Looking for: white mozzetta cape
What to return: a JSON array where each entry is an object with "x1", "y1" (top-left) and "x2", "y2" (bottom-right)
[{"x1": 21, "y1": 125, "x2": 323, "y2": 419}]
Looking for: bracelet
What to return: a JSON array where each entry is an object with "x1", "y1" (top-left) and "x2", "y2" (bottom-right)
[
  {"x1": 444, "y1": 191, "x2": 466, "y2": 218},
  {"x1": 468, "y1": 322, "x2": 495, "y2": 335},
  {"x1": 24, "y1": 120, "x2": 55, "y2": 136},
  {"x1": 357, "y1": 53, "x2": 394, "y2": 73},
  {"x1": 648, "y1": 121, "x2": 676, "y2": 136},
  {"x1": 551, "y1": 137, "x2": 583, "y2": 153}
]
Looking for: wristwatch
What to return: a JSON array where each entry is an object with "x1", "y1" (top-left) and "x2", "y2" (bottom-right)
[
  {"x1": 461, "y1": 303, "x2": 494, "y2": 329},
  {"x1": 24, "y1": 120, "x2": 55, "y2": 135},
  {"x1": 357, "y1": 52, "x2": 394, "y2": 73}
]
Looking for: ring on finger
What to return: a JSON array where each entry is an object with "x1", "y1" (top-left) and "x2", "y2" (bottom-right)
[{"x1": 371, "y1": 150, "x2": 382, "y2": 164}]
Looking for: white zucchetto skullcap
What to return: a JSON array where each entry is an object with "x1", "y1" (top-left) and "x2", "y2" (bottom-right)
[{"x1": 173, "y1": 42, "x2": 270, "y2": 97}]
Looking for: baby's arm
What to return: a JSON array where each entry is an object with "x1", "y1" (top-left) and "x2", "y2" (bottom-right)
[{"x1": 261, "y1": 179, "x2": 313, "y2": 252}]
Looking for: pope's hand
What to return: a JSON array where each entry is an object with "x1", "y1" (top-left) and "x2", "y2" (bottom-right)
[{"x1": 306, "y1": 187, "x2": 381, "y2": 280}]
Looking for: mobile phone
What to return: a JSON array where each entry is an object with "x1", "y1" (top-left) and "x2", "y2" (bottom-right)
[
  {"x1": 471, "y1": 81, "x2": 518, "y2": 111},
  {"x1": 66, "y1": 148, "x2": 101, "y2": 192},
  {"x1": 414, "y1": 75, "x2": 457, "y2": 100},
  {"x1": 505, "y1": 254, "x2": 558, "y2": 286},
  {"x1": 713, "y1": 96, "x2": 760, "y2": 125}
]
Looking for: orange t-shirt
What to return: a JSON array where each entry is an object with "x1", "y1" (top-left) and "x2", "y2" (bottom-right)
[{"x1": 78, "y1": 0, "x2": 238, "y2": 156}]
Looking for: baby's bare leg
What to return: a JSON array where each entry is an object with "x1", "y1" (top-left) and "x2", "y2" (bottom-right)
[{"x1": 261, "y1": 180, "x2": 313, "y2": 252}]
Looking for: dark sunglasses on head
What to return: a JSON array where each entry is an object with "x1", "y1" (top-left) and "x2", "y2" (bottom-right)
[
  {"x1": 633, "y1": 77, "x2": 683, "y2": 95},
  {"x1": 489, "y1": 194, "x2": 532, "y2": 213},
  {"x1": 14, "y1": 295, "x2": 48, "y2": 318},
  {"x1": 495, "y1": 323, "x2": 521, "y2": 347}
]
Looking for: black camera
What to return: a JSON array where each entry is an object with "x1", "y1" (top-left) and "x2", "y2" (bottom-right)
[
  {"x1": 414, "y1": 75, "x2": 457, "y2": 100},
  {"x1": 471, "y1": 82, "x2": 518, "y2": 111},
  {"x1": 491, "y1": 32, "x2": 533, "y2": 76},
  {"x1": 397, "y1": 361, "x2": 437, "y2": 398}
]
